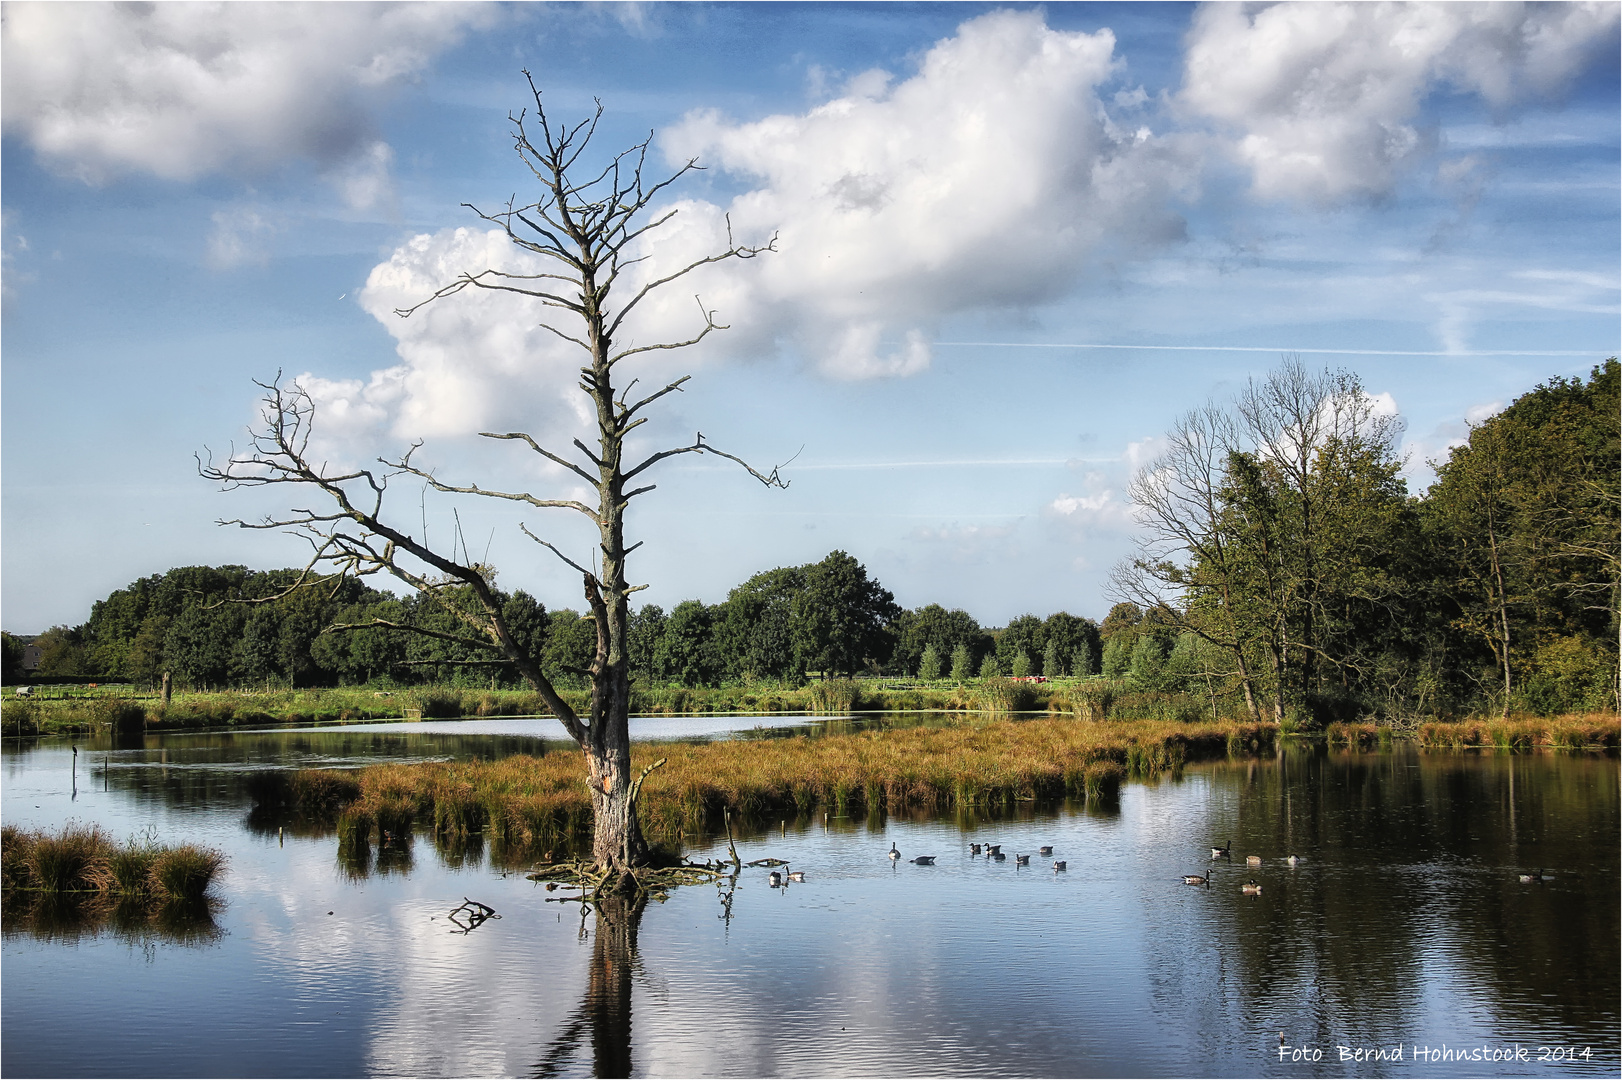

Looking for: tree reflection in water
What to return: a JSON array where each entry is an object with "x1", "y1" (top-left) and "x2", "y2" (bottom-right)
[{"x1": 533, "y1": 893, "x2": 646, "y2": 1079}]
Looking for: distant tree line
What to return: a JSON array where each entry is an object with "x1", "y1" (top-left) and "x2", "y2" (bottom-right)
[
  {"x1": 12, "y1": 360, "x2": 1614, "y2": 720},
  {"x1": 1112, "y1": 359, "x2": 1618, "y2": 723},
  {"x1": 12, "y1": 550, "x2": 1102, "y2": 691}
]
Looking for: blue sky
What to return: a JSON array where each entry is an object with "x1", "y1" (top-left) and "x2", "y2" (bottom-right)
[{"x1": 3, "y1": 1, "x2": 1618, "y2": 634}]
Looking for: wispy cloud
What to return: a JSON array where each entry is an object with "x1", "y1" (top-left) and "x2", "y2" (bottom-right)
[{"x1": 935, "y1": 342, "x2": 1607, "y2": 357}]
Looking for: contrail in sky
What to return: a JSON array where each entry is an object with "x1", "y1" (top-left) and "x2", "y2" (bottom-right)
[{"x1": 935, "y1": 342, "x2": 1610, "y2": 357}]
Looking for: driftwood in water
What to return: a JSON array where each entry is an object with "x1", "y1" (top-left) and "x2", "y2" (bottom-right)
[{"x1": 447, "y1": 897, "x2": 500, "y2": 934}]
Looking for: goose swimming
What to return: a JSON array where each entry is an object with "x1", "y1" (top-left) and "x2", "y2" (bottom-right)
[
  {"x1": 1241, "y1": 880, "x2": 1262, "y2": 895},
  {"x1": 1053, "y1": 861, "x2": 1067, "y2": 872},
  {"x1": 910, "y1": 855, "x2": 937, "y2": 865},
  {"x1": 1182, "y1": 871, "x2": 1210, "y2": 886},
  {"x1": 889, "y1": 843, "x2": 900, "y2": 861},
  {"x1": 787, "y1": 870, "x2": 806, "y2": 882},
  {"x1": 1246, "y1": 855, "x2": 1262, "y2": 867},
  {"x1": 1015, "y1": 853, "x2": 1031, "y2": 866},
  {"x1": 1211, "y1": 840, "x2": 1231, "y2": 859}
]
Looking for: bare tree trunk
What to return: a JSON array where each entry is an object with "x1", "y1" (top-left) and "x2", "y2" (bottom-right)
[{"x1": 203, "y1": 78, "x2": 781, "y2": 877}]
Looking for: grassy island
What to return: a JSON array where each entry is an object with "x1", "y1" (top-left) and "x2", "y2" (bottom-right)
[{"x1": 251, "y1": 717, "x2": 1279, "y2": 858}]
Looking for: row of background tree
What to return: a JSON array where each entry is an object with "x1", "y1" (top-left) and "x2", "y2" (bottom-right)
[
  {"x1": 6, "y1": 550, "x2": 1103, "y2": 692},
  {"x1": 1110, "y1": 358, "x2": 1617, "y2": 722},
  {"x1": 8, "y1": 360, "x2": 1615, "y2": 721}
]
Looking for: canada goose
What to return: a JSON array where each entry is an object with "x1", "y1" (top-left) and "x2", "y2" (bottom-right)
[
  {"x1": 1242, "y1": 880, "x2": 1262, "y2": 895},
  {"x1": 1211, "y1": 840, "x2": 1231, "y2": 859},
  {"x1": 910, "y1": 855, "x2": 937, "y2": 865},
  {"x1": 1246, "y1": 855, "x2": 1262, "y2": 867},
  {"x1": 986, "y1": 844, "x2": 1002, "y2": 857},
  {"x1": 1518, "y1": 869, "x2": 1546, "y2": 884},
  {"x1": 1038, "y1": 845, "x2": 1053, "y2": 856},
  {"x1": 992, "y1": 851, "x2": 1007, "y2": 861},
  {"x1": 889, "y1": 843, "x2": 900, "y2": 861},
  {"x1": 970, "y1": 843, "x2": 982, "y2": 855},
  {"x1": 1286, "y1": 855, "x2": 1301, "y2": 867},
  {"x1": 768, "y1": 871, "x2": 783, "y2": 887},
  {"x1": 787, "y1": 870, "x2": 806, "y2": 882},
  {"x1": 1182, "y1": 871, "x2": 1210, "y2": 886},
  {"x1": 1015, "y1": 853, "x2": 1031, "y2": 866},
  {"x1": 1053, "y1": 860, "x2": 1067, "y2": 872}
]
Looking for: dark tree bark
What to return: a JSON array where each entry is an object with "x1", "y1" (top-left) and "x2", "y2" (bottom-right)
[{"x1": 201, "y1": 75, "x2": 783, "y2": 880}]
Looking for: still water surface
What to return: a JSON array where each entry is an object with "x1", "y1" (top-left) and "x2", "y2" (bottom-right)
[{"x1": 3, "y1": 717, "x2": 1616, "y2": 1078}]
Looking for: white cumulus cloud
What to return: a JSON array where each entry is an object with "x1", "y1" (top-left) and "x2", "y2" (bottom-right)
[
  {"x1": 662, "y1": 9, "x2": 1194, "y2": 378},
  {"x1": 330, "y1": 226, "x2": 595, "y2": 444},
  {"x1": 1, "y1": 1, "x2": 492, "y2": 204},
  {"x1": 1180, "y1": 1, "x2": 1619, "y2": 203}
]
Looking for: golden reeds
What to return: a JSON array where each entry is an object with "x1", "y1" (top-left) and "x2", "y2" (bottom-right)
[
  {"x1": 262, "y1": 717, "x2": 1279, "y2": 854},
  {"x1": 1414, "y1": 713, "x2": 1619, "y2": 751},
  {"x1": 1, "y1": 824, "x2": 225, "y2": 903}
]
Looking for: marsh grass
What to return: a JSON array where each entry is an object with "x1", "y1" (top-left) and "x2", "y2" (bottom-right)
[
  {"x1": 1415, "y1": 713, "x2": 1619, "y2": 751},
  {"x1": 1, "y1": 823, "x2": 225, "y2": 905},
  {"x1": 261, "y1": 717, "x2": 1277, "y2": 857}
]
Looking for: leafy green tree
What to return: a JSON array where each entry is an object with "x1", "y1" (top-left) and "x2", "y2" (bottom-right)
[
  {"x1": 919, "y1": 643, "x2": 942, "y2": 680},
  {"x1": 627, "y1": 604, "x2": 668, "y2": 686},
  {"x1": 1040, "y1": 612, "x2": 1096, "y2": 676},
  {"x1": 950, "y1": 642, "x2": 973, "y2": 682},
  {"x1": 543, "y1": 609, "x2": 600, "y2": 690},
  {"x1": 1128, "y1": 633, "x2": 1169, "y2": 690},
  {"x1": 995, "y1": 613, "x2": 1044, "y2": 672},
  {"x1": 1010, "y1": 650, "x2": 1032, "y2": 677},
  {"x1": 1, "y1": 632, "x2": 24, "y2": 681},
  {"x1": 793, "y1": 551, "x2": 900, "y2": 677},
  {"x1": 978, "y1": 653, "x2": 1000, "y2": 679},
  {"x1": 1071, "y1": 644, "x2": 1097, "y2": 677},
  {"x1": 33, "y1": 626, "x2": 87, "y2": 676},
  {"x1": 1425, "y1": 359, "x2": 1619, "y2": 714},
  {"x1": 893, "y1": 603, "x2": 984, "y2": 676},
  {"x1": 1041, "y1": 639, "x2": 1061, "y2": 677},
  {"x1": 660, "y1": 600, "x2": 720, "y2": 688},
  {"x1": 714, "y1": 566, "x2": 806, "y2": 682},
  {"x1": 1101, "y1": 634, "x2": 1130, "y2": 678},
  {"x1": 1099, "y1": 602, "x2": 1143, "y2": 644},
  {"x1": 165, "y1": 606, "x2": 242, "y2": 688}
]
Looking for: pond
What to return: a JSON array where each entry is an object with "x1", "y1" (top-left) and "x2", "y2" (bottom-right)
[{"x1": 2, "y1": 719, "x2": 1617, "y2": 1078}]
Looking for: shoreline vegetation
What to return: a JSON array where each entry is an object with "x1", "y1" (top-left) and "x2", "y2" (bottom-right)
[
  {"x1": 3, "y1": 679, "x2": 1616, "y2": 751},
  {"x1": 255, "y1": 717, "x2": 1273, "y2": 861},
  {"x1": 1, "y1": 823, "x2": 228, "y2": 941},
  {"x1": 244, "y1": 711, "x2": 1617, "y2": 871}
]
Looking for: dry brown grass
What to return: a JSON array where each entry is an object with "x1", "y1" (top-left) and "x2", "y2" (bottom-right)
[
  {"x1": 1415, "y1": 712, "x2": 1619, "y2": 751},
  {"x1": 1, "y1": 824, "x2": 225, "y2": 902},
  {"x1": 269, "y1": 717, "x2": 1278, "y2": 854}
]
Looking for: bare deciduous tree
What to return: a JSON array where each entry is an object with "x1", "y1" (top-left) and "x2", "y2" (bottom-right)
[
  {"x1": 202, "y1": 75, "x2": 783, "y2": 887},
  {"x1": 1110, "y1": 402, "x2": 1269, "y2": 722}
]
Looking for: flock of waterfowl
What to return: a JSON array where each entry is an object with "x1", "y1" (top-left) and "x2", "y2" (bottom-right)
[
  {"x1": 759, "y1": 838, "x2": 1551, "y2": 891},
  {"x1": 1185, "y1": 840, "x2": 1301, "y2": 896},
  {"x1": 888, "y1": 841, "x2": 1068, "y2": 873}
]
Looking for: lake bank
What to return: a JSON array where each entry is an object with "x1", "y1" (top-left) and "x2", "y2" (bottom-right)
[{"x1": 6, "y1": 680, "x2": 1617, "y2": 749}]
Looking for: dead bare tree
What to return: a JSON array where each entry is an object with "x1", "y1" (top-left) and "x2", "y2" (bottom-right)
[
  {"x1": 201, "y1": 74, "x2": 783, "y2": 887},
  {"x1": 1109, "y1": 402, "x2": 1269, "y2": 722}
]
